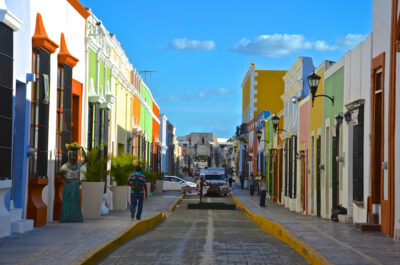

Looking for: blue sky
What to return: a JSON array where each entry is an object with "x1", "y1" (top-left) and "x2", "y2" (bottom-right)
[{"x1": 80, "y1": 0, "x2": 373, "y2": 138}]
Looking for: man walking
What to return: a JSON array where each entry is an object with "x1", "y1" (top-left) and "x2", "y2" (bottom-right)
[
  {"x1": 259, "y1": 176, "x2": 267, "y2": 207},
  {"x1": 249, "y1": 174, "x2": 255, "y2": 196},
  {"x1": 227, "y1": 168, "x2": 233, "y2": 188},
  {"x1": 240, "y1": 174, "x2": 245, "y2": 189},
  {"x1": 128, "y1": 166, "x2": 148, "y2": 220}
]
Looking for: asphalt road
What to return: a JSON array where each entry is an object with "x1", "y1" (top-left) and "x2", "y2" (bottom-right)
[{"x1": 98, "y1": 197, "x2": 309, "y2": 265}]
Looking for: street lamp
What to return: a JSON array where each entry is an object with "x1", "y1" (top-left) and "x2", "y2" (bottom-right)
[
  {"x1": 335, "y1": 113, "x2": 343, "y2": 127},
  {"x1": 344, "y1": 110, "x2": 352, "y2": 123},
  {"x1": 256, "y1": 129, "x2": 262, "y2": 142},
  {"x1": 271, "y1": 114, "x2": 288, "y2": 133},
  {"x1": 308, "y1": 71, "x2": 334, "y2": 107}
]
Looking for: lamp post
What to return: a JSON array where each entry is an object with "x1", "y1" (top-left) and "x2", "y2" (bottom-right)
[{"x1": 308, "y1": 71, "x2": 334, "y2": 107}]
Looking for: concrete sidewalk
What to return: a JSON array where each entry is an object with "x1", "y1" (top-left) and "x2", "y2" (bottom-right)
[
  {"x1": 0, "y1": 191, "x2": 181, "y2": 265},
  {"x1": 232, "y1": 186, "x2": 400, "y2": 265}
]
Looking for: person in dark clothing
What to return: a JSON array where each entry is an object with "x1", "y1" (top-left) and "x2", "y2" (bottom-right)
[
  {"x1": 259, "y1": 176, "x2": 267, "y2": 207},
  {"x1": 249, "y1": 174, "x2": 255, "y2": 196},
  {"x1": 127, "y1": 166, "x2": 148, "y2": 220},
  {"x1": 240, "y1": 174, "x2": 245, "y2": 189}
]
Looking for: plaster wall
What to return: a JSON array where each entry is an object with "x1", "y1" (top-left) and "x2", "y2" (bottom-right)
[
  {"x1": 30, "y1": 0, "x2": 86, "y2": 222},
  {"x1": 254, "y1": 70, "x2": 286, "y2": 117},
  {"x1": 372, "y1": 0, "x2": 390, "y2": 205},
  {"x1": 6, "y1": 0, "x2": 32, "y2": 218},
  {"x1": 309, "y1": 62, "x2": 328, "y2": 215},
  {"x1": 298, "y1": 97, "x2": 310, "y2": 213},
  {"x1": 342, "y1": 35, "x2": 372, "y2": 223},
  {"x1": 323, "y1": 58, "x2": 345, "y2": 219}
]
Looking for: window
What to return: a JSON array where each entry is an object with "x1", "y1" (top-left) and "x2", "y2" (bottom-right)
[
  {"x1": 353, "y1": 105, "x2": 364, "y2": 203},
  {"x1": 55, "y1": 66, "x2": 64, "y2": 173},
  {"x1": 0, "y1": 22, "x2": 14, "y2": 180},
  {"x1": 28, "y1": 52, "x2": 40, "y2": 177}
]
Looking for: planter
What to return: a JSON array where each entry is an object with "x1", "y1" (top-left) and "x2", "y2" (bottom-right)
[
  {"x1": 82, "y1": 182, "x2": 104, "y2": 219},
  {"x1": 111, "y1": 186, "x2": 130, "y2": 210},
  {"x1": 155, "y1": 180, "x2": 163, "y2": 194},
  {"x1": 146, "y1": 182, "x2": 151, "y2": 197}
]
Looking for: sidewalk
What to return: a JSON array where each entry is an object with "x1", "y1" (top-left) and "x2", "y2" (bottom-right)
[
  {"x1": 232, "y1": 186, "x2": 400, "y2": 265},
  {"x1": 0, "y1": 191, "x2": 181, "y2": 265}
]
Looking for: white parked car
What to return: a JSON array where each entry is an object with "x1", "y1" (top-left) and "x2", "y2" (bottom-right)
[{"x1": 162, "y1": 176, "x2": 197, "y2": 191}]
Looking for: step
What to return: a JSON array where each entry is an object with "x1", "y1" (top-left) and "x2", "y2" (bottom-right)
[
  {"x1": 338, "y1": 214, "x2": 353, "y2": 224},
  {"x1": 11, "y1": 219, "x2": 34, "y2": 234},
  {"x1": 355, "y1": 223, "x2": 381, "y2": 232},
  {"x1": 10, "y1": 208, "x2": 22, "y2": 222}
]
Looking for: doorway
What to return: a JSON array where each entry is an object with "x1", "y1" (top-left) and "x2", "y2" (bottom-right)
[
  {"x1": 370, "y1": 55, "x2": 385, "y2": 226},
  {"x1": 325, "y1": 126, "x2": 330, "y2": 218},
  {"x1": 316, "y1": 136, "x2": 322, "y2": 217},
  {"x1": 300, "y1": 150, "x2": 306, "y2": 212},
  {"x1": 332, "y1": 133, "x2": 339, "y2": 210}
]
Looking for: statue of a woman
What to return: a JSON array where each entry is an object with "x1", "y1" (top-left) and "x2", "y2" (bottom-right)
[{"x1": 58, "y1": 144, "x2": 87, "y2": 222}]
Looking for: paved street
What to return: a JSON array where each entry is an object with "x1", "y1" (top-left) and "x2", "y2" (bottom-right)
[
  {"x1": 232, "y1": 186, "x2": 400, "y2": 265},
  {"x1": 0, "y1": 191, "x2": 180, "y2": 265},
  {"x1": 99, "y1": 197, "x2": 308, "y2": 265}
]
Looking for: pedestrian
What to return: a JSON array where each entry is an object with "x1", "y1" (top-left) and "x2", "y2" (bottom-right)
[
  {"x1": 259, "y1": 176, "x2": 267, "y2": 207},
  {"x1": 227, "y1": 168, "x2": 233, "y2": 188},
  {"x1": 249, "y1": 174, "x2": 255, "y2": 196},
  {"x1": 240, "y1": 174, "x2": 245, "y2": 189},
  {"x1": 127, "y1": 166, "x2": 148, "y2": 220}
]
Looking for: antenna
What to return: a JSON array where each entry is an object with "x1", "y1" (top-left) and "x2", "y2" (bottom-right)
[{"x1": 139, "y1": 69, "x2": 157, "y2": 82}]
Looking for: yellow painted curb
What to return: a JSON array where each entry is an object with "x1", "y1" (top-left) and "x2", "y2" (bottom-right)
[
  {"x1": 168, "y1": 195, "x2": 184, "y2": 212},
  {"x1": 231, "y1": 194, "x2": 333, "y2": 265},
  {"x1": 73, "y1": 212, "x2": 166, "y2": 265}
]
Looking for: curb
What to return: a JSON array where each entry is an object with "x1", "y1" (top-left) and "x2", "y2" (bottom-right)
[
  {"x1": 168, "y1": 195, "x2": 184, "y2": 212},
  {"x1": 72, "y1": 212, "x2": 166, "y2": 265},
  {"x1": 231, "y1": 194, "x2": 333, "y2": 265}
]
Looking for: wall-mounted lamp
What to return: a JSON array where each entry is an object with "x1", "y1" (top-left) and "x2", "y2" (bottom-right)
[
  {"x1": 308, "y1": 71, "x2": 334, "y2": 107},
  {"x1": 291, "y1": 96, "x2": 303, "y2": 104},
  {"x1": 256, "y1": 129, "x2": 262, "y2": 142},
  {"x1": 335, "y1": 113, "x2": 343, "y2": 127},
  {"x1": 319, "y1": 164, "x2": 325, "y2": 170},
  {"x1": 344, "y1": 111, "x2": 352, "y2": 123},
  {"x1": 271, "y1": 114, "x2": 288, "y2": 134}
]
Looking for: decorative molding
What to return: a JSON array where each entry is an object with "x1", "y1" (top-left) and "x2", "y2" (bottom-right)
[
  {"x1": 32, "y1": 13, "x2": 59, "y2": 54},
  {"x1": 67, "y1": 0, "x2": 90, "y2": 19},
  {"x1": 58, "y1": 33, "x2": 79, "y2": 67},
  {"x1": 0, "y1": 0, "x2": 22, "y2": 31},
  {"x1": 89, "y1": 95, "x2": 105, "y2": 104}
]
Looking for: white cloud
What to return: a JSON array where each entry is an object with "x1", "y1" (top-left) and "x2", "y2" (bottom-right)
[
  {"x1": 232, "y1": 33, "x2": 367, "y2": 58},
  {"x1": 313, "y1": 40, "x2": 337, "y2": 52},
  {"x1": 335, "y1": 34, "x2": 367, "y2": 48},
  {"x1": 168, "y1": 38, "x2": 215, "y2": 51},
  {"x1": 232, "y1": 34, "x2": 312, "y2": 58}
]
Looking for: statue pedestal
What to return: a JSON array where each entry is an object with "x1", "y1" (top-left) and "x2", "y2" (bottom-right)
[
  {"x1": 53, "y1": 177, "x2": 64, "y2": 221},
  {"x1": 0, "y1": 179, "x2": 12, "y2": 238},
  {"x1": 27, "y1": 178, "x2": 48, "y2": 227}
]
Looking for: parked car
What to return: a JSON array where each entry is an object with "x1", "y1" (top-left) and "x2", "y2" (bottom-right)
[
  {"x1": 202, "y1": 174, "x2": 230, "y2": 196},
  {"x1": 162, "y1": 176, "x2": 196, "y2": 191}
]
